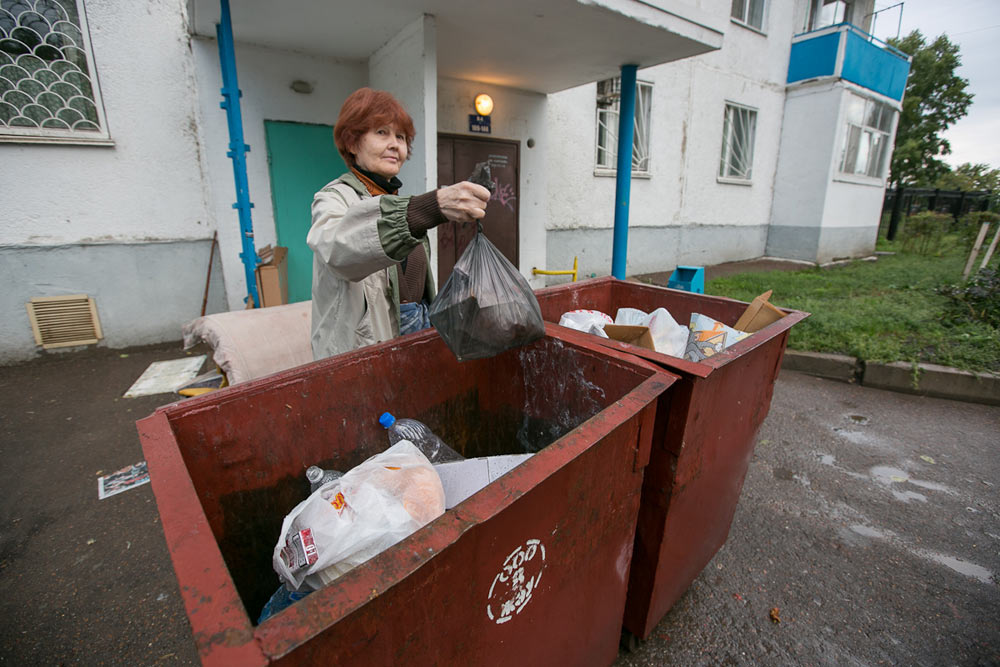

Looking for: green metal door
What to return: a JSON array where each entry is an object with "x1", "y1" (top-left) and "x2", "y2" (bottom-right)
[{"x1": 265, "y1": 120, "x2": 346, "y2": 304}]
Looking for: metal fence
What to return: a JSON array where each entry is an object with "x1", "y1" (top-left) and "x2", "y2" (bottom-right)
[{"x1": 882, "y1": 187, "x2": 997, "y2": 240}]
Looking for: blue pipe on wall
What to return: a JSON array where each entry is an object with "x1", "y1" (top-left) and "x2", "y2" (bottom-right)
[
  {"x1": 216, "y1": 0, "x2": 260, "y2": 307},
  {"x1": 612, "y1": 64, "x2": 638, "y2": 280}
]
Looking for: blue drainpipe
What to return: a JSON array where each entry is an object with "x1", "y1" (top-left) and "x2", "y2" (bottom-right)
[
  {"x1": 216, "y1": 0, "x2": 260, "y2": 307},
  {"x1": 611, "y1": 64, "x2": 638, "y2": 280}
]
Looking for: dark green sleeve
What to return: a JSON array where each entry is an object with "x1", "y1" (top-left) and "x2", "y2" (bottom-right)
[
  {"x1": 377, "y1": 191, "x2": 447, "y2": 261},
  {"x1": 376, "y1": 195, "x2": 421, "y2": 262}
]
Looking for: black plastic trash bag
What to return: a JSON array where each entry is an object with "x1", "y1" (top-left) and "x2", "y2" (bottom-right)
[{"x1": 429, "y1": 163, "x2": 545, "y2": 361}]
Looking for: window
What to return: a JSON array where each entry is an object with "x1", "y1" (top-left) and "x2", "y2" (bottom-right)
[
  {"x1": 595, "y1": 77, "x2": 652, "y2": 174},
  {"x1": 719, "y1": 103, "x2": 757, "y2": 182},
  {"x1": 731, "y1": 0, "x2": 766, "y2": 31},
  {"x1": 0, "y1": 0, "x2": 110, "y2": 143},
  {"x1": 810, "y1": 0, "x2": 853, "y2": 30},
  {"x1": 838, "y1": 94, "x2": 893, "y2": 178}
]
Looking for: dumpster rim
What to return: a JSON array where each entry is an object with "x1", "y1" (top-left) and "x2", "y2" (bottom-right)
[{"x1": 536, "y1": 276, "x2": 810, "y2": 377}]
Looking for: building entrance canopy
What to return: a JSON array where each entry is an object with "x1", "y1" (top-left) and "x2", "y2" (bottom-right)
[{"x1": 187, "y1": 0, "x2": 723, "y2": 94}]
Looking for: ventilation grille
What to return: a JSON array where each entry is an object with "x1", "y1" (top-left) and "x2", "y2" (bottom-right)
[{"x1": 26, "y1": 295, "x2": 103, "y2": 349}]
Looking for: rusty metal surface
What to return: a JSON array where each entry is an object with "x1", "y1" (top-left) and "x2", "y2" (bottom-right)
[
  {"x1": 138, "y1": 325, "x2": 676, "y2": 665},
  {"x1": 534, "y1": 277, "x2": 808, "y2": 638}
]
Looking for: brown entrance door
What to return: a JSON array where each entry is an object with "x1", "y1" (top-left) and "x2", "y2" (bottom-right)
[{"x1": 436, "y1": 134, "x2": 519, "y2": 282}]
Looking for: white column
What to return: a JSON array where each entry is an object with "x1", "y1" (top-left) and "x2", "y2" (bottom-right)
[{"x1": 369, "y1": 14, "x2": 437, "y2": 196}]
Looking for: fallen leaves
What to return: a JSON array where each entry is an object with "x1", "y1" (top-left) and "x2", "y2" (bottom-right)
[{"x1": 769, "y1": 607, "x2": 781, "y2": 624}]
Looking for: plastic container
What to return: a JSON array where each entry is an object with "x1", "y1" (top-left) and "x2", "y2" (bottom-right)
[
  {"x1": 305, "y1": 465, "x2": 343, "y2": 493},
  {"x1": 534, "y1": 276, "x2": 808, "y2": 639},
  {"x1": 137, "y1": 325, "x2": 677, "y2": 665},
  {"x1": 378, "y1": 412, "x2": 464, "y2": 463}
]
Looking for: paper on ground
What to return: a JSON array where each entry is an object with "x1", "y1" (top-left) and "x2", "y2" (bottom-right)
[
  {"x1": 98, "y1": 461, "x2": 149, "y2": 499},
  {"x1": 434, "y1": 454, "x2": 534, "y2": 509},
  {"x1": 124, "y1": 355, "x2": 206, "y2": 398}
]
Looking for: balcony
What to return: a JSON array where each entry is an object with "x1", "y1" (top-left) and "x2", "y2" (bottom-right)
[{"x1": 787, "y1": 23, "x2": 910, "y2": 101}]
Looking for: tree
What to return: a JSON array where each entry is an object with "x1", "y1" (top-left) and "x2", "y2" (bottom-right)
[
  {"x1": 888, "y1": 31, "x2": 973, "y2": 187},
  {"x1": 934, "y1": 163, "x2": 1000, "y2": 193}
]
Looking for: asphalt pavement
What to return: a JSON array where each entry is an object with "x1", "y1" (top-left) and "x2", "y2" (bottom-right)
[{"x1": 1, "y1": 341, "x2": 997, "y2": 665}]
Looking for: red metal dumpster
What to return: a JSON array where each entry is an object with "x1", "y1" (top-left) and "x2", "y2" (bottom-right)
[
  {"x1": 534, "y1": 277, "x2": 808, "y2": 640},
  {"x1": 137, "y1": 324, "x2": 677, "y2": 666}
]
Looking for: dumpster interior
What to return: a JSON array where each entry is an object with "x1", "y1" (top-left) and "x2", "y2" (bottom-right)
[{"x1": 156, "y1": 334, "x2": 640, "y2": 622}]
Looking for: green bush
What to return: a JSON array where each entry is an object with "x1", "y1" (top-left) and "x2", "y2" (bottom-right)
[
  {"x1": 900, "y1": 211, "x2": 953, "y2": 255},
  {"x1": 938, "y1": 268, "x2": 1000, "y2": 328},
  {"x1": 956, "y1": 210, "x2": 1000, "y2": 248}
]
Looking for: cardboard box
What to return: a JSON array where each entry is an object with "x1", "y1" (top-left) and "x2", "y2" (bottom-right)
[
  {"x1": 733, "y1": 290, "x2": 786, "y2": 333},
  {"x1": 254, "y1": 245, "x2": 288, "y2": 308},
  {"x1": 603, "y1": 324, "x2": 656, "y2": 351}
]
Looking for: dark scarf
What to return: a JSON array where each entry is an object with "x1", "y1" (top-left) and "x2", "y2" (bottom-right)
[{"x1": 351, "y1": 165, "x2": 402, "y2": 195}]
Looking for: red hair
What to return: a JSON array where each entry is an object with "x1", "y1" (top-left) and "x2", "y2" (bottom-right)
[{"x1": 334, "y1": 88, "x2": 416, "y2": 166}]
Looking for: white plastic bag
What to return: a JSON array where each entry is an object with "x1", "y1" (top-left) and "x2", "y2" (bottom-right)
[
  {"x1": 273, "y1": 441, "x2": 445, "y2": 591},
  {"x1": 558, "y1": 309, "x2": 613, "y2": 338},
  {"x1": 614, "y1": 307, "x2": 688, "y2": 357}
]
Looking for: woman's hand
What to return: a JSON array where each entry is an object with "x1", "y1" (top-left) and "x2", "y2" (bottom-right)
[{"x1": 437, "y1": 182, "x2": 490, "y2": 224}]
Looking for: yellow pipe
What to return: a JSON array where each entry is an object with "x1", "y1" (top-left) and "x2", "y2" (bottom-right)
[{"x1": 532, "y1": 256, "x2": 577, "y2": 282}]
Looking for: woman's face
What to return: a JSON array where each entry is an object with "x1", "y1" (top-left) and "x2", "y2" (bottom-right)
[{"x1": 352, "y1": 124, "x2": 408, "y2": 178}]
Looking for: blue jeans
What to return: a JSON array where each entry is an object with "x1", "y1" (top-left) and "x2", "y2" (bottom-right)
[{"x1": 399, "y1": 301, "x2": 431, "y2": 336}]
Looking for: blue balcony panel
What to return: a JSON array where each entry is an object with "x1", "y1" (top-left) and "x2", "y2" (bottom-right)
[
  {"x1": 841, "y1": 29, "x2": 909, "y2": 101},
  {"x1": 787, "y1": 24, "x2": 910, "y2": 102},
  {"x1": 788, "y1": 32, "x2": 839, "y2": 83}
]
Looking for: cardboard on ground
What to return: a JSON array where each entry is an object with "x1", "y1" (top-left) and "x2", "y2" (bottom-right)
[
  {"x1": 434, "y1": 454, "x2": 534, "y2": 509},
  {"x1": 124, "y1": 355, "x2": 206, "y2": 398},
  {"x1": 602, "y1": 324, "x2": 656, "y2": 351}
]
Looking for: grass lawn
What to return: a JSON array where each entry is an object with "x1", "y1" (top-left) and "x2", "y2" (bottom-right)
[{"x1": 705, "y1": 242, "x2": 1000, "y2": 373}]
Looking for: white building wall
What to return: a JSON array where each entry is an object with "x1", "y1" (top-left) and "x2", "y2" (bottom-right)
[
  {"x1": 369, "y1": 15, "x2": 438, "y2": 196},
  {"x1": 767, "y1": 81, "x2": 841, "y2": 259},
  {"x1": 769, "y1": 81, "x2": 899, "y2": 262},
  {"x1": 436, "y1": 78, "x2": 548, "y2": 287},
  {"x1": 191, "y1": 39, "x2": 366, "y2": 309},
  {"x1": 0, "y1": 2, "x2": 208, "y2": 246},
  {"x1": 0, "y1": 0, "x2": 225, "y2": 363},
  {"x1": 817, "y1": 84, "x2": 899, "y2": 261},
  {"x1": 542, "y1": 1, "x2": 806, "y2": 281}
]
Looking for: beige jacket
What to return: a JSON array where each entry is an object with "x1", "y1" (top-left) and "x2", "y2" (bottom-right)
[{"x1": 308, "y1": 172, "x2": 435, "y2": 360}]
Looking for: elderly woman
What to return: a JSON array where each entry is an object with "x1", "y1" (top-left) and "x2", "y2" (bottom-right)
[{"x1": 308, "y1": 88, "x2": 491, "y2": 360}]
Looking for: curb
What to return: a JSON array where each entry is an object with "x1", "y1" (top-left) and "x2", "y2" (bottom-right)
[{"x1": 781, "y1": 350, "x2": 1000, "y2": 407}]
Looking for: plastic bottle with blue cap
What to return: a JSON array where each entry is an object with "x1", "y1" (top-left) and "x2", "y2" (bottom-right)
[{"x1": 379, "y1": 412, "x2": 464, "y2": 464}]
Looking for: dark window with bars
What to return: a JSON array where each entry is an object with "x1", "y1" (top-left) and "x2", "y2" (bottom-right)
[
  {"x1": 595, "y1": 77, "x2": 652, "y2": 173},
  {"x1": 719, "y1": 102, "x2": 757, "y2": 181},
  {"x1": 0, "y1": 0, "x2": 107, "y2": 140}
]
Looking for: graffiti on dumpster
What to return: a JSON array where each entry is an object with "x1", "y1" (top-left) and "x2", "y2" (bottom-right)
[{"x1": 486, "y1": 538, "x2": 546, "y2": 624}]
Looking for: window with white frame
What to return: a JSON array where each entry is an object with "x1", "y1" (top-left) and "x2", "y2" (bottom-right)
[
  {"x1": 810, "y1": 0, "x2": 854, "y2": 30},
  {"x1": 595, "y1": 77, "x2": 652, "y2": 174},
  {"x1": 0, "y1": 0, "x2": 110, "y2": 143},
  {"x1": 719, "y1": 102, "x2": 757, "y2": 182},
  {"x1": 731, "y1": 0, "x2": 766, "y2": 31},
  {"x1": 839, "y1": 93, "x2": 893, "y2": 179}
]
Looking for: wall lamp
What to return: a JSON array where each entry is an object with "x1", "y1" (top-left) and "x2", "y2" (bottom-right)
[{"x1": 474, "y1": 93, "x2": 494, "y2": 116}]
